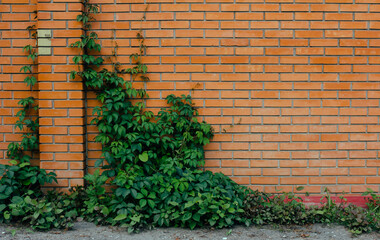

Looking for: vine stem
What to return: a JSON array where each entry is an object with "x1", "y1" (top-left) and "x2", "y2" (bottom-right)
[{"x1": 79, "y1": 0, "x2": 93, "y2": 184}]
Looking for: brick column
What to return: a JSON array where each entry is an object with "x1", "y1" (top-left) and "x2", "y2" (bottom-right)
[
  {"x1": 37, "y1": 0, "x2": 85, "y2": 189},
  {"x1": 0, "y1": 0, "x2": 38, "y2": 166}
]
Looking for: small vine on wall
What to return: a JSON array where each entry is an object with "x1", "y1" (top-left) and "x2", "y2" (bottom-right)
[{"x1": 0, "y1": 16, "x2": 57, "y2": 222}]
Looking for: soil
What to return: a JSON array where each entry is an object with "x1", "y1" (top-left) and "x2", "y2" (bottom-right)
[{"x1": 1, "y1": 221, "x2": 380, "y2": 240}]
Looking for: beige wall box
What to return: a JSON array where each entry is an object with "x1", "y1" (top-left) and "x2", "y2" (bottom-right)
[{"x1": 37, "y1": 30, "x2": 52, "y2": 55}]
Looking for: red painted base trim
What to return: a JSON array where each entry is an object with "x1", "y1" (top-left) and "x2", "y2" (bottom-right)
[{"x1": 301, "y1": 196, "x2": 369, "y2": 208}]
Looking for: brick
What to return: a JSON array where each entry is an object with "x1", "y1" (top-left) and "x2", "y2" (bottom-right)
[
  {"x1": 367, "y1": 177, "x2": 380, "y2": 184},
  {"x1": 251, "y1": 177, "x2": 278, "y2": 185},
  {"x1": 295, "y1": 13, "x2": 323, "y2": 20},
  {"x1": 338, "y1": 177, "x2": 365, "y2": 184},
  {"x1": 321, "y1": 168, "x2": 349, "y2": 176},
  {"x1": 230, "y1": 177, "x2": 250, "y2": 185},
  {"x1": 265, "y1": 30, "x2": 292, "y2": 38},
  {"x1": 38, "y1": 3, "x2": 66, "y2": 11},
  {"x1": 280, "y1": 39, "x2": 308, "y2": 47},
  {"x1": 40, "y1": 162, "x2": 68, "y2": 170},
  {"x1": 310, "y1": 177, "x2": 336, "y2": 185},
  {"x1": 309, "y1": 142, "x2": 336, "y2": 150},
  {"x1": 356, "y1": 30, "x2": 380, "y2": 38},
  {"x1": 236, "y1": 13, "x2": 263, "y2": 20},
  {"x1": 234, "y1": 168, "x2": 261, "y2": 176},
  {"x1": 311, "y1": 22, "x2": 339, "y2": 29},
  {"x1": 55, "y1": 170, "x2": 83, "y2": 179},
  {"x1": 162, "y1": 21, "x2": 189, "y2": 29},
  {"x1": 326, "y1": 30, "x2": 353, "y2": 38},
  {"x1": 325, "y1": 13, "x2": 353, "y2": 21},
  {"x1": 265, "y1": 13, "x2": 293, "y2": 20},
  {"x1": 282, "y1": 4, "x2": 308, "y2": 12},
  {"x1": 350, "y1": 168, "x2": 377, "y2": 176},
  {"x1": 191, "y1": 4, "x2": 219, "y2": 12},
  {"x1": 280, "y1": 177, "x2": 308, "y2": 185},
  {"x1": 206, "y1": 12, "x2": 234, "y2": 20},
  {"x1": 221, "y1": 39, "x2": 249, "y2": 46},
  {"x1": 221, "y1": 21, "x2": 249, "y2": 29},
  {"x1": 221, "y1": 56, "x2": 249, "y2": 64},
  {"x1": 221, "y1": 4, "x2": 249, "y2": 12},
  {"x1": 343, "y1": 20, "x2": 368, "y2": 29},
  {"x1": 221, "y1": 160, "x2": 249, "y2": 168},
  {"x1": 320, "y1": 151, "x2": 348, "y2": 159},
  {"x1": 252, "y1": 21, "x2": 279, "y2": 29},
  {"x1": 296, "y1": 48, "x2": 324, "y2": 55},
  {"x1": 310, "y1": 57, "x2": 338, "y2": 64},
  {"x1": 309, "y1": 160, "x2": 336, "y2": 168},
  {"x1": 325, "y1": 186, "x2": 350, "y2": 194},
  {"x1": 281, "y1": 21, "x2": 309, "y2": 29},
  {"x1": 176, "y1": 12, "x2": 204, "y2": 20},
  {"x1": 310, "y1": 4, "x2": 339, "y2": 12}
]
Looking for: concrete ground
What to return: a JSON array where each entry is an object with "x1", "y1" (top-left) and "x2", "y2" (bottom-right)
[{"x1": 1, "y1": 221, "x2": 379, "y2": 240}]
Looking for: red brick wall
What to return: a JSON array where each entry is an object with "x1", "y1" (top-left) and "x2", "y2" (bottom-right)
[
  {"x1": 1, "y1": 0, "x2": 380, "y2": 194},
  {"x1": 0, "y1": 0, "x2": 39, "y2": 165}
]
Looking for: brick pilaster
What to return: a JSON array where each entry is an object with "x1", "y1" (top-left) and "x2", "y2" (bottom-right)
[{"x1": 37, "y1": 0, "x2": 85, "y2": 189}]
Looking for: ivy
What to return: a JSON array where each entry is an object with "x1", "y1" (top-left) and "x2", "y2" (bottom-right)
[{"x1": 68, "y1": 1, "x2": 249, "y2": 233}]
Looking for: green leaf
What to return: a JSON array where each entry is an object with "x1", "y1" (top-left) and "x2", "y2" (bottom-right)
[
  {"x1": 192, "y1": 213, "x2": 201, "y2": 222},
  {"x1": 141, "y1": 189, "x2": 148, "y2": 196},
  {"x1": 182, "y1": 212, "x2": 192, "y2": 221},
  {"x1": 24, "y1": 76, "x2": 37, "y2": 86},
  {"x1": 20, "y1": 65, "x2": 32, "y2": 73},
  {"x1": 33, "y1": 212, "x2": 40, "y2": 219},
  {"x1": 208, "y1": 219, "x2": 216, "y2": 226},
  {"x1": 189, "y1": 221, "x2": 196, "y2": 230},
  {"x1": 139, "y1": 199, "x2": 147, "y2": 208},
  {"x1": 0, "y1": 194, "x2": 8, "y2": 200},
  {"x1": 138, "y1": 152, "x2": 148, "y2": 162},
  {"x1": 131, "y1": 189, "x2": 137, "y2": 198},
  {"x1": 9, "y1": 160, "x2": 17, "y2": 165},
  {"x1": 94, "y1": 159, "x2": 103, "y2": 168},
  {"x1": 4, "y1": 211, "x2": 10, "y2": 220},
  {"x1": 136, "y1": 193, "x2": 144, "y2": 199},
  {"x1": 55, "y1": 209, "x2": 64, "y2": 214},
  {"x1": 73, "y1": 56, "x2": 81, "y2": 64},
  {"x1": 184, "y1": 202, "x2": 194, "y2": 209},
  {"x1": 179, "y1": 183, "x2": 185, "y2": 192},
  {"x1": 114, "y1": 214, "x2": 127, "y2": 221},
  {"x1": 0, "y1": 204, "x2": 6, "y2": 212},
  {"x1": 147, "y1": 192, "x2": 156, "y2": 199},
  {"x1": 19, "y1": 162, "x2": 30, "y2": 168},
  {"x1": 147, "y1": 199, "x2": 155, "y2": 208}
]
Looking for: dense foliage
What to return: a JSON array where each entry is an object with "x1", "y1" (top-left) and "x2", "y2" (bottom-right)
[
  {"x1": 243, "y1": 188, "x2": 380, "y2": 235},
  {"x1": 0, "y1": 0, "x2": 379, "y2": 236}
]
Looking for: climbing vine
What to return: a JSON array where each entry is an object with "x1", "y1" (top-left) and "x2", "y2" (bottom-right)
[
  {"x1": 11, "y1": 24, "x2": 39, "y2": 163},
  {"x1": 69, "y1": 0, "x2": 249, "y2": 233}
]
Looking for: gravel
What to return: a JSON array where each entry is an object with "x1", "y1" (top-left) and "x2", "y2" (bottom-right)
[{"x1": 1, "y1": 221, "x2": 379, "y2": 240}]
